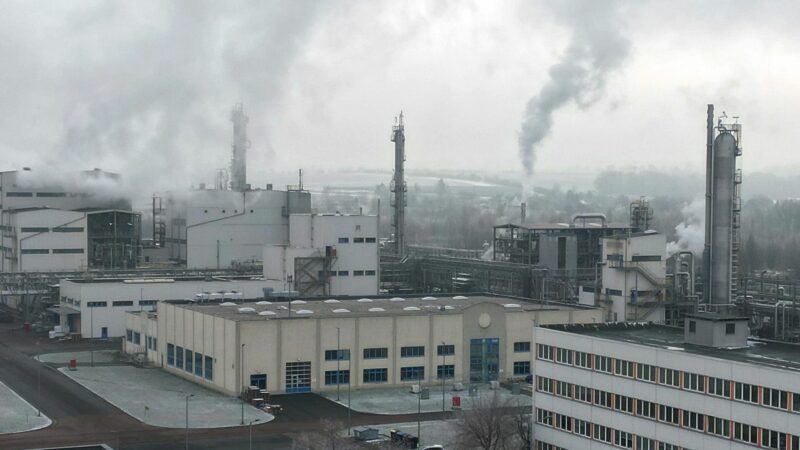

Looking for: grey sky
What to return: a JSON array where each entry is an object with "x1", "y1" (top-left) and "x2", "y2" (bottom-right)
[{"x1": 1, "y1": 0, "x2": 799, "y2": 193}]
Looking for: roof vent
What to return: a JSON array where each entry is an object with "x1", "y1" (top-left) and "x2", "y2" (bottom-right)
[
  {"x1": 421, "y1": 296, "x2": 437, "y2": 301},
  {"x1": 324, "y1": 299, "x2": 340, "y2": 304},
  {"x1": 403, "y1": 306, "x2": 421, "y2": 311},
  {"x1": 291, "y1": 300, "x2": 307, "y2": 304},
  {"x1": 368, "y1": 307, "x2": 385, "y2": 312},
  {"x1": 453, "y1": 295, "x2": 468, "y2": 300},
  {"x1": 390, "y1": 297, "x2": 405, "y2": 302},
  {"x1": 238, "y1": 307, "x2": 256, "y2": 314},
  {"x1": 256, "y1": 301, "x2": 272, "y2": 305},
  {"x1": 258, "y1": 311, "x2": 276, "y2": 316},
  {"x1": 357, "y1": 298, "x2": 373, "y2": 303},
  {"x1": 220, "y1": 302, "x2": 237, "y2": 306},
  {"x1": 332, "y1": 308, "x2": 350, "y2": 313},
  {"x1": 503, "y1": 303, "x2": 521, "y2": 308},
  {"x1": 296, "y1": 309, "x2": 313, "y2": 314}
]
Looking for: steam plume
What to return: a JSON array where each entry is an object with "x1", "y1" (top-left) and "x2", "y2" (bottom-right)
[
  {"x1": 667, "y1": 198, "x2": 705, "y2": 256},
  {"x1": 518, "y1": 1, "x2": 630, "y2": 180}
]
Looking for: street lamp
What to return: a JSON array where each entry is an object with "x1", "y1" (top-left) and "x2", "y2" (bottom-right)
[
  {"x1": 347, "y1": 354, "x2": 352, "y2": 436},
  {"x1": 241, "y1": 343, "x2": 246, "y2": 425},
  {"x1": 248, "y1": 418, "x2": 261, "y2": 450},
  {"x1": 336, "y1": 327, "x2": 341, "y2": 401},
  {"x1": 36, "y1": 355, "x2": 41, "y2": 417},
  {"x1": 185, "y1": 393, "x2": 194, "y2": 450},
  {"x1": 441, "y1": 341, "x2": 446, "y2": 420},
  {"x1": 417, "y1": 370, "x2": 422, "y2": 446}
]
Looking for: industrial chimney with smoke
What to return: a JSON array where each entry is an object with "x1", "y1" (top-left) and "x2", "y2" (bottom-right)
[
  {"x1": 230, "y1": 103, "x2": 250, "y2": 191},
  {"x1": 703, "y1": 104, "x2": 743, "y2": 306},
  {"x1": 390, "y1": 112, "x2": 406, "y2": 256}
]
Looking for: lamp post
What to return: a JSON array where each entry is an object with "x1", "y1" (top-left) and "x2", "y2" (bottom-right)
[
  {"x1": 441, "y1": 341, "x2": 446, "y2": 420},
  {"x1": 185, "y1": 393, "x2": 194, "y2": 450},
  {"x1": 36, "y1": 355, "x2": 41, "y2": 417},
  {"x1": 336, "y1": 327, "x2": 341, "y2": 401},
  {"x1": 241, "y1": 343, "x2": 246, "y2": 425},
  {"x1": 90, "y1": 305, "x2": 94, "y2": 367},
  {"x1": 347, "y1": 354, "x2": 352, "y2": 435},
  {"x1": 248, "y1": 418, "x2": 261, "y2": 450},
  {"x1": 417, "y1": 370, "x2": 422, "y2": 447}
]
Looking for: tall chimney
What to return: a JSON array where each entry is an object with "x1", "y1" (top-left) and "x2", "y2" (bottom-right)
[
  {"x1": 390, "y1": 112, "x2": 406, "y2": 256},
  {"x1": 703, "y1": 104, "x2": 714, "y2": 303},
  {"x1": 230, "y1": 103, "x2": 249, "y2": 192}
]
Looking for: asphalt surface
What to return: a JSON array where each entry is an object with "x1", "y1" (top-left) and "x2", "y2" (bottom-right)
[{"x1": 0, "y1": 326, "x2": 457, "y2": 450}]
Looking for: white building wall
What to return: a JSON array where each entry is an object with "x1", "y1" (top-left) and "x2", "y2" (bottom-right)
[
  {"x1": 4, "y1": 209, "x2": 88, "y2": 272},
  {"x1": 601, "y1": 233, "x2": 666, "y2": 322}
]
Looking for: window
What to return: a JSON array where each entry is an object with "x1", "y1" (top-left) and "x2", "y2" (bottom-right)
[
  {"x1": 636, "y1": 363, "x2": 656, "y2": 382},
  {"x1": 133, "y1": 332, "x2": 141, "y2": 345},
  {"x1": 437, "y1": 364, "x2": 454, "y2": 379},
  {"x1": 631, "y1": 255, "x2": 661, "y2": 262},
  {"x1": 437, "y1": 344, "x2": 455, "y2": 355},
  {"x1": 363, "y1": 368, "x2": 388, "y2": 383},
  {"x1": 707, "y1": 416, "x2": 730, "y2": 437},
  {"x1": 613, "y1": 430, "x2": 632, "y2": 448},
  {"x1": 53, "y1": 248, "x2": 84, "y2": 254},
  {"x1": 594, "y1": 355, "x2": 611, "y2": 373},
  {"x1": 537, "y1": 376, "x2": 553, "y2": 394},
  {"x1": 20, "y1": 227, "x2": 49, "y2": 232},
  {"x1": 794, "y1": 392, "x2": 800, "y2": 412},
  {"x1": 126, "y1": 329, "x2": 133, "y2": 342},
  {"x1": 574, "y1": 418, "x2": 590, "y2": 437},
  {"x1": 658, "y1": 405, "x2": 679, "y2": 425},
  {"x1": 793, "y1": 436, "x2": 799, "y2": 450},
  {"x1": 605, "y1": 288, "x2": 623, "y2": 296},
  {"x1": 167, "y1": 344, "x2": 175, "y2": 366},
  {"x1": 636, "y1": 436, "x2": 656, "y2": 450},
  {"x1": 204, "y1": 356, "x2": 213, "y2": 380},
  {"x1": 734, "y1": 382, "x2": 758, "y2": 403},
  {"x1": 401, "y1": 346, "x2": 424, "y2": 357},
  {"x1": 194, "y1": 352, "x2": 202, "y2": 376},
  {"x1": 365, "y1": 270, "x2": 376, "y2": 276},
  {"x1": 365, "y1": 237, "x2": 377, "y2": 243},
  {"x1": 763, "y1": 387, "x2": 788, "y2": 409},
  {"x1": 615, "y1": 359, "x2": 633, "y2": 377},
  {"x1": 185, "y1": 350, "x2": 193, "y2": 373},
  {"x1": 325, "y1": 370, "x2": 350, "y2": 385},
  {"x1": 338, "y1": 271, "x2": 349, "y2": 276},
  {"x1": 513, "y1": 341, "x2": 531, "y2": 353},
  {"x1": 574, "y1": 385, "x2": 591, "y2": 403},
  {"x1": 151, "y1": 337, "x2": 157, "y2": 350},
  {"x1": 537, "y1": 344, "x2": 553, "y2": 361},
  {"x1": 513, "y1": 361, "x2": 531, "y2": 376},
  {"x1": 338, "y1": 237, "x2": 349, "y2": 244},
  {"x1": 593, "y1": 390, "x2": 612, "y2": 408},
  {"x1": 324, "y1": 349, "x2": 350, "y2": 361},
  {"x1": 353, "y1": 270, "x2": 364, "y2": 276},
  {"x1": 593, "y1": 424, "x2": 611, "y2": 443},
  {"x1": 112, "y1": 301, "x2": 134, "y2": 307},
  {"x1": 575, "y1": 351, "x2": 590, "y2": 368},
  {"x1": 555, "y1": 380, "x2": 569, "y2": 397},
  {"x1": 176, "y1": 346, "x2": 184, "y2": 369},
  {"x1": 21, "y1": 249, "x2": 48, "y2": 254},
  {"x1": 708, "y1": 377, "x2": 730, "y2": 397},
  {"x1": 7, "y1": 192, "x2": 33, "y2": 197},
  {"x1": 726, "y1": 323, "x2": 736, "y2": 334},
  {"x1": 762, "y1": 429, "x2": 787, "y2": 450},
  {"x1": 684, "y1": 372, "x2": 705, "y2": 393},
  {"x1": 658, "y1": 444, "x2": 681, "y2": 450},
  {"x1": 682, "y1": 410, "x2": 704, "y2": 431},
  {"x1": 53, "y1": 227, "x2": 84, "y2": 232},
  {"x1": 536, "y1": 408, "x2": 552, "y2": 426},
  {"x1": 555, "y1": 413, "x2": 571, "y2": 431},
  {"x1": 87, "y1": 301, "x2": 107, "y2": 307},
  {"x1": 614, "y1": 394, "x2": 633, "y2": 414},
  {"x1": 556, "y1": 348, "x2": 572, "y2": 364},
  {"x1": 688, "y1": 320, "x2": 696, "y2": 332},
  {"x1": 658, "y1": 368, "x2": 680, "y2": 387},
  {"x1": 637, "y1": 399, "x2": 656, "y2": 419},
  {"x1": 363, "y1": 347, "x2": 388, "y2": 359},
  {"x1": 734, "y1": 422, "x2": 758, "y2": 445},
  {"x1": 139, "y1": 300, "x2": 157, "y2": 306},
  {"x1": 400, "y1": 366, "x2": 425, "y2": 381},
  {"x1": 353, "y1": 237, "x2": 365, "y2": 243},
  {"x1": 36, "y1": 192, "x2": 66, "y2": 197}
]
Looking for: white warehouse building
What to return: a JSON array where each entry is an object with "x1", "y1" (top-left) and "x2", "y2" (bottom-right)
[
  {"x1": 264, "y1": 213, "x2": 379, "y2": 296},
  {"x1": 123, "y1": 295, "x2": 602, "y2": 396},
  {"x1": 532, "y1": 316, "x2": 800, "y2": 450}
]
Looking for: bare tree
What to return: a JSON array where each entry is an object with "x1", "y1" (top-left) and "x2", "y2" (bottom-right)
[
  {"x1": 450, "y1": 392, "x2": 530, "y2": 450},
  {"x1": 291, "y1": 419, "x2": 363, "y2": 450}
]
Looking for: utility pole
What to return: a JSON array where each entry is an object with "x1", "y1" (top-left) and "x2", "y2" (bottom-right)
[
  {"x1": 336, "y1": 327, "x2": 341, "y2": 401},
  {"x1": 417, "y1": 371, "x2": 422, "y2": 446},
  {"x1": 185, "y1": 393, "x2": 194, "y2": 450},
  {"x1": 248, "y1": 418, "x2": 261, "y2": 450},
  {"x1": 241, "y1": 343, "x2": 246, "y2": 425},
  {"x1": 36, "y1": 355, "x2": 41, "y2": 417},
  {"x1": 441, "y1": 342, "x2": 446, "y2": 420}
]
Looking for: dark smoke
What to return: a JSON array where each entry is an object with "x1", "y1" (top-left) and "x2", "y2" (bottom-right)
[{"x1": 518, "y1": 1, "x2": 630, "y2": 180}]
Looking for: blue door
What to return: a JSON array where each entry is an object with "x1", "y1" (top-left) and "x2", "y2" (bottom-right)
[
  {"x1": 470, "y1": 337, "x2": 500, "y2": 382},
  {"x1": 285, "y1": 362, "x2": 311, "y2": 393},
  {"x1": 101, "y1": 327, "x2": 108, "y2": 339}
]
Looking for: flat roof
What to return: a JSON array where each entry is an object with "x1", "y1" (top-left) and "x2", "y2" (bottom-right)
[
  {"x1": 65, "y1": 275, "x2": 265, "y2": 284},
  {"x1": 544, "y1": 322, "x2": 800, "y2": 373},
  {"x1": 494, "y1": 223, "x2": 633, "y2": 231},
  {"x1": 171, "y1": 294, "x2": 591, "y2": 321}
]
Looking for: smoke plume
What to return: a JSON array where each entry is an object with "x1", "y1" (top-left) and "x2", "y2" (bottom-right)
[
  {"x1": 518, "y1": 1, "x2": 630, "y2": 181},
  {"x1": 667, "y1": 198, "x2": 706, "y2": 256}
]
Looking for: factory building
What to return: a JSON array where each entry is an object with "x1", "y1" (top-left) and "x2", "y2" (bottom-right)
[
  {"x1": 532, "y1": 320, "x2": 800, "y2": 450},
  {"x1": 123, "y1": 295, "x2": 602, "y2": 396},
  {"x1": 598, "y1": 231, "x2": 666, "y2": 322},
  {"x1": 57, "y1": 276, "x2": 280, "y2": 338},
  {"x1": 264, "y1": 213, "x2": 379, "y2": 296},
  {"x1": 1, "y1": 169, "x2": 139, "y2": 272}
]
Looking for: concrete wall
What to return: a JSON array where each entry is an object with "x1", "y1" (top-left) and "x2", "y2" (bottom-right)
[
  {"x1": 602, "y1": 233, "x2": 666, "y2": 322},
  {"x1": 2, "y1": 209, "x2": 88, "y2": 272}
]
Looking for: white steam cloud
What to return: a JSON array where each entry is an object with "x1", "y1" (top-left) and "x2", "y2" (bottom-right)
[
  {"x1": 667, "y1": 198, "x2": 705, "y2": 256},
  {"x1": 518, "y1": 1, "x2": 630, "y2": 185}
]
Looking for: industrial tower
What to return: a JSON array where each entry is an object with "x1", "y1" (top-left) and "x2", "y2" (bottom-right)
[
  {"x1": 703, "y1": 104, "x2": 743, "y2": 305},
  {"x1": 230, "y1": 103, "x2": 250, "y2": 191},
  {"x1": 390, "y1": 112, "x2": 407, "y2": 255}
]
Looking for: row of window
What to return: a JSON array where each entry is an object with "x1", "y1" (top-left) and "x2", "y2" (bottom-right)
[
  {"x1": 356, "y1": 365, "x2": 456, "y2": 383},
  {"x1": 6, "y1": 191, "x2": 69, "y2": 197},
  {"x1": 337, "y1": 237, "x2": 377, "y2": 244},
  {"x1": 321, "y1": 270, "x2": 377, "y2": 277},
  {"x1": 536, "y1": 376, "x2": 795, "y2": 449},
  {"x1": 20, "y1": 226, "x2": 83, "y2": 233},
  {"x1": 167, "y1": 344, "x2": 213, "y2": 381},
  {"x1": 85, "y1": 300, "x2": 157, "y2": 308},
  {"x1": 21, "y1": 248, "x2": 84, "y2": 254},
  {"x1": 537, "y1": 343, "x2": 800, "y2": 413},
  {"x1": 125, "y1": 329, "x2": 141, "y2": 345},
  {"x1": 326, "y1": 345, "x2": 459, "y2": 361},
  {"x1": 536, "y1": 408, "x2": 686, "y2": 450}
]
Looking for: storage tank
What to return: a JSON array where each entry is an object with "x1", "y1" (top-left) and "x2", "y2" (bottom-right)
[{"x1": 709, "y1": 131, "x2": 738, "y2": 304}]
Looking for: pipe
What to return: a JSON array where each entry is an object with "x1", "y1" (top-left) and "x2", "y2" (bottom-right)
[{"x1": 571, "y1": 213, "x2": 607, "y2": 227}]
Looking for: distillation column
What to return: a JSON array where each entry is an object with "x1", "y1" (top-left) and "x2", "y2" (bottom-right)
[
  {"x1": 390, "y1": 112, "x2": 407, "y2": 256},
  {"x1": 230, "y1": 103, "x2": 250, "y2": 191}
]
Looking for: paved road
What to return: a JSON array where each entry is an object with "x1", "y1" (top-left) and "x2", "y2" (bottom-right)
[{"x1": 0, "y1": 327, "x2": 456, "y2": 449}]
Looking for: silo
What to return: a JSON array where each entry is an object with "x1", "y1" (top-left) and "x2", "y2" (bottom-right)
[{"x1": 709, "y1": 131, "x2": 738, "y2": 305}]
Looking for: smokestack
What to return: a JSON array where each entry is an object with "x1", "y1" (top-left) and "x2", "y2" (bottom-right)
[
  {"x1": 520, "y1": 202, "x2": 527, "y2": 224},
  {"x1": 230, "y1": 103, "x2": 249, "y2": 192},
  {"x1": 703, "y1": 104, "x2": 714, "y2": 303},
  {"x1": 390, "y1": 112, "x2": 406, "y2": 256}
]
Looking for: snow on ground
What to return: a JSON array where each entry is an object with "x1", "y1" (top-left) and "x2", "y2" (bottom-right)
[{"x1": 0, "y1": 380, "x2": 51, "y2": 434}]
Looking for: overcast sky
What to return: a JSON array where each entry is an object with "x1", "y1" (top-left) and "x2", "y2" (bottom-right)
[{"x1": 1, "y1": 0, "x2": 799, "y2": 193}]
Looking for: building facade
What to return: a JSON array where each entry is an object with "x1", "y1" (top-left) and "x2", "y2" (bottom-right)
[
  {"x1": 123, "y1": 295, "x2": 602, "y2": 396},
  {"x1": 532, "y1": 321, "x2": 800, "y2": 450}
]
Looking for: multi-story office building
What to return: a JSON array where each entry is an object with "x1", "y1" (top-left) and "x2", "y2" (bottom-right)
[
  {"x1": 123, "y1": 294, "x2": 602, "y2": 395},
  {"x1": 532, "y1": 317, "x2": 800, "y2": 450}
]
